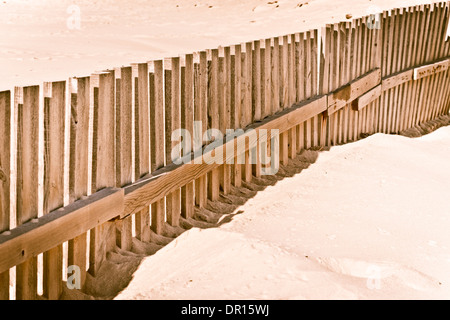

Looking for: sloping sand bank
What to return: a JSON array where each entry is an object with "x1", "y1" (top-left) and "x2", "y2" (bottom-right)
[{"x1": 112, "y1": 120, "x2": 450, "y2": 300}]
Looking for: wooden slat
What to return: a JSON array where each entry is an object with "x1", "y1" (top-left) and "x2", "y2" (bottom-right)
[
  {"x1": 352, "y1": 84, "x2": 382, "y2": 111},
  {"x1": 413, "y1": 59, "x2": 449, "y2": 80},
  {"x1": 116, "y1": 66, "x2": 133, "y2": 187},
  {"x1": 181, "y1": 54, "x2": 195, "y2": 219},
  {"x1": 133, "y1": 63, "x2": 150, "y2": 178},
  {"x1": 327, "y1": 68, "x2": 381, "y2": 115},
  {"x1": 115, "y1": 66, "x2": 133, "y2": 250},
  {"x1": 123, "y1": 95, "x2": 327, "y2": 216},
  {"x1": 149, "y1": 61, "x2": 166, "y2": 234},
  {"x1": 263, "y1": 39, "x2": 272, "y2": 118},
  {"x1": 220, "y1": 47, "x2": 232, "y2": 193},
  {"x1": 231, "y1": 45, "x2": 242, "y2": 187},
  {"x1": 400, "y1": 7, "x2": 416, "y2": 130},
  {"x1": 43, "y1": 81, "x2": 65, "y2": 300},
  {"x1": 342, "y1": 23, "x2": 351, "y2": 143},
  {"x1": 242, "y1": 42, "x2": 253, "y2": 183},
  {"x1": 194, "y1": 52, "x2": 208, "y2": 206},
  {"x1": 311, "y1": 30, "x2": 320, "y2": 146},
  {"x1": 381, "y1": 69, "x2": 414, "y2": 91},
  {"x1": 297, "y1": 32, "x2": 306, "y2": 101},
  {"x1": 252, "y1": 41, "x2": 262, "y2": 177},
  {"x1": 89, "y1": 72, "x2": 116, "y2": 276},
  {"x1": 67, "y1": 87, "x2": 89, "y2": 295},
  {"x1": 132, "y1": 63, "x2": 150, "y2": 242},
  {"x1": 0, "y1": 188, "x2": 124, "y2": 274},
  {"x1": 165, "y1": 57, "x2": 181, "y2": 227},
  {"x1": 252, "y1": 41, "x2": 261, "y2": 122},
  {"x1": 281, "y1": 36, "x2": 289, "y2": 109},
  {"x1": 271, "y1": 37, "x2": 280, "y2": 112},
  {"x1": 279, "y1": 36, "x2": 289, "y2": 162},
  {"x1": 243, "y1": 42, "x2": 253, "y2": 126},
  {"x1": 69, "y1": 77, "x2": 90, "y2": 202},
  {"x1": 416, "y1": 5, "x2": 434, "y2": 124},
  {"x1": 0, "y1": 90, "x2": 11, "y2": 300},
  {"x1": 16, "y1": 85, "x2": 39, "y2": 300},
  {"x1": 207, "y1": 49, "x2": 220, "y2": 201}
]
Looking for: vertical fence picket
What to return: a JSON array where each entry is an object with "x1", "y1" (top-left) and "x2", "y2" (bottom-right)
[
  {"x1": 194, "y1": 52, "x2": 208, "y2": 207},
  {"x1": 150, "y1": 61, "x2": 166, "y2": 235},
  {"x1": 15, "y1": 85, "x2": 39, "y2": 300},
  {"x1": 115, "y1": 67, "x2": 133, "y2": 250},
  {"x1": 165, "y1": 58, "x2": 182, "y2": 228},
  {"x1": 68, "y1": 76, "x2": 90, "y2": 291},
  {"x1": 231, "y1": 45, "x2": 242, "y2": 187},
  {"x1": 181, "y1": 54, "x2": 195, "y2": 219},
  {"x1": 42, "y1": 81, "x2": 66, "y2": 300},
  {"x1": 207, "y1": 49, "x2": 220, "y2": 201},
  {"x1": 252, "y1": 41, "x2": 262, "y2": 178},
  {"x1": 242, "y1": 42, "x2": 253, "y2": 183},
  {"x1": 132, "y1": 63, "x2": 151, "y2": 242},
  {"x1": 89, "y1": 72, "x2": 116, "y2": 276},
  {"x1": 220, "y1": 47, "x2": 232, "y2": 193}
]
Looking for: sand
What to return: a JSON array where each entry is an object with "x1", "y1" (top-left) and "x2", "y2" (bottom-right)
[
  {"x1": 0, "y1": 0, "x2": 438, "y2": 91},
  {"x1": 113, "y1": 120, "x2": 450, "y2": 300}
]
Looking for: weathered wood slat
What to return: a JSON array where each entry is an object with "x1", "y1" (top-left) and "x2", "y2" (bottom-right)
[
  {"x1": 0, "y1": 90, "x2": 11, "y2": 300},
  {"x1": 43, "y1": 81, "x2": 65, "y2": 300},
  {"x1": 89, "y1": 72, "x2": 116, "y2": 276},
  {"x1": 181, "y1": 54, "x2": 195, "y2": 219},
  {"x1": 116, "y1": 66, "x2": 133, "y2": 251},
  {"x1": 149, "y1": 60, "x2": 166, "y2": 234},
  {"x1": 16, "y1": 85, "x2": 39, "y2": 300},
  {"x1": 194, "y1": 52, "x2": 208, "y2": 206},
  {"x1": 352, "y1": 84, "x2": 382, "y2": 111},
  {"x1": 207, "y1": 49, "x2": 220, "y2": 201},
  {"x1": 381, "y1": 69, "x2": 414, "y2": 91},
  {"x1": 132, "y1": 63, "x2": 151, "y2": 242},
  {"x1": 165, "y1": 57, "x2": 181, "y2": 227},
  {"x1": 413, "y1": 58, "x2": 449, "y2": 80}
]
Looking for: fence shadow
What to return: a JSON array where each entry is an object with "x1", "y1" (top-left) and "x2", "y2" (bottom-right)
[{"x1": 61, "y1": 146, "x2": 328, "y2": 300}]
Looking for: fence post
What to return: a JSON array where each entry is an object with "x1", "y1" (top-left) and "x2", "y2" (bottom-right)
[
  {"x1": 149, "y1": 60, "x2": 166, "y2": 235},
  {"x1": 0, "y1": 90, "x2": 11, "y2": 300},
  {"x1": 165, "y1": 57, "x2": 182, "y2": 227},
  {"x1": 89, "y1": 72, "x2": 116, "y2": 276},
  {"x1": 15, "y1": 85, "x2": 39, "y2": 300},
  {"x1": 132, "y1": 63, "x2": 151, "y2": 242},
  {"x1": 181, "y1": 54, "x2": 195, "y2": 219}
]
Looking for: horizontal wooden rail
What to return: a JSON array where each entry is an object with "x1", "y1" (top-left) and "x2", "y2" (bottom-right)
[
  {"x1": 0, "y1": 188, "x2": 123, "y2": 274},
  {"x1": 327, "y1": 68, "x2": 381, "y2": 115},
  {"x1": 350, "y1": 57, "x2": 450, "y2": 112},
  {"x1": 381, "y1": 69, "x2": 414, "y2": 91},
  {"x1": 381, "y1": 57, "x2": 450, "y2": 91},
  {"x1": 413, "y1": 58, "x2": 450, "y2": 80},
  {"x1": 352, "y1": 85, "x2": 382, "y2": 111}
]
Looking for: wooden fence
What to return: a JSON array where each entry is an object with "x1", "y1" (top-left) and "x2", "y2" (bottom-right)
[{"x1": 1, "y1": 2, "x2": 450, "y2": 299}]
